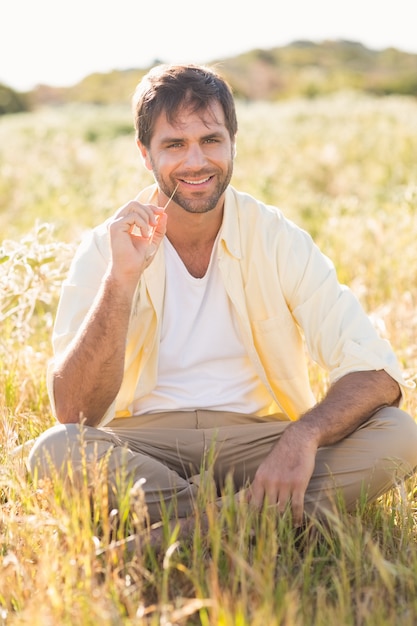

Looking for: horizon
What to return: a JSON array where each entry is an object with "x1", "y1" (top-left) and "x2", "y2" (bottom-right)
[{"x1": 3, "y1": 37, "x2": 417, "y2": 94}]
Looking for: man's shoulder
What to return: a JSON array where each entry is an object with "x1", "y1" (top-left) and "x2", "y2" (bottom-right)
[
  {"x1": 226, "y1": 186, "x2": 302, "y2": 235},
  {"x1": 227, "y1": 186, "x2": 283, "y2": 222},
  {"x1": 223, "y1": 186, "x2": 318, "y2": 268}
]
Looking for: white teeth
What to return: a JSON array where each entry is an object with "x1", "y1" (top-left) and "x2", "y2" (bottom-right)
[{"x1": 183, "y1": 177, "x2": 210, "y2": 185}]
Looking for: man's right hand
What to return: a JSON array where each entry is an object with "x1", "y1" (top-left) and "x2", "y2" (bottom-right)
[{"x1": 108, "y1": 199, "x2": 168, "y2": 288}]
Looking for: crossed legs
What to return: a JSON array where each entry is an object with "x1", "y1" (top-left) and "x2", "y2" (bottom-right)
[{"x1": 27, "y1": 407, "x2": 417, "y2": 523}]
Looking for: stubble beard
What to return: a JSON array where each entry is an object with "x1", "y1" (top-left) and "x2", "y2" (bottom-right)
[{"x1": 152, "y1": 161, "x2": 234, "y2": 215}]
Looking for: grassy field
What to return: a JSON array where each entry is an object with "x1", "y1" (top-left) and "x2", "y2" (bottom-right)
[{"x1": 1, "y1": 91, "x2": 417, "y2": 624}]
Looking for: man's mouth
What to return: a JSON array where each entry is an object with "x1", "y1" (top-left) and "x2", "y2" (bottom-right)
[{"x1": 181, "y1": 176, "x2": 212, "y2": 185}]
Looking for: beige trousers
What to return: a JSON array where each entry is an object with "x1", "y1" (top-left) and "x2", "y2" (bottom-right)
[{"x1": 28, "y1": 407, "x2": 417, "y2": 523}]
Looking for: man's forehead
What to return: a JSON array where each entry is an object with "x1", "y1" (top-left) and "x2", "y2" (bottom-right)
[{"x1": 161, "y1": 101, "x2": 226, "y2": 131}]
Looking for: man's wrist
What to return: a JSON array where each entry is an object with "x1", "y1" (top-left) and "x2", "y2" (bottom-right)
[
  {"x1": 103, "y1": 270, "x2": 139, "y2": 307},
  {"x1": 285, "y1": 418, "x2": 322, "y2": 450}
]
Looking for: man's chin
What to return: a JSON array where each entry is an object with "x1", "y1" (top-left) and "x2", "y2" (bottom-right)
[{"x1": 174, "y1": 193, "x2": 220, "y2": 215}]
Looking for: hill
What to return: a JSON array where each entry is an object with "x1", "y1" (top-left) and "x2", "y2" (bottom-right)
[
  {"x1": 216, "y1": 39, "x2": 417, "y2": 100},
  {"x1": 10, "y1": 39, "x2": 417, "y2": 111}
]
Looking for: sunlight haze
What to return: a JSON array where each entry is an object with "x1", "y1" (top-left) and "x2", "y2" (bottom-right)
[{"x1": 3, "y1": 0, "x2": 417, "y2": 91}]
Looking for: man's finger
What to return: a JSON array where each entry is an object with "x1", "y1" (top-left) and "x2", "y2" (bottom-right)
[
  {"x1": 275, "y1": 487, "x2": 290, "y2": 514},
  {"x1": 290, "y1": 493, "x2": 305, "y2": 527},
  {"x1": 247, "y1": 482, "x2": 265, "y2": 509}
]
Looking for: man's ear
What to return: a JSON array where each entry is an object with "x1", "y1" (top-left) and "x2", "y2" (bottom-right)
[{"x1": 136, "y1": 140, "x2": 152, "y2": 171}]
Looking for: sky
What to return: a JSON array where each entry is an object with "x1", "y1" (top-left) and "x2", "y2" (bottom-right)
[{"x1": 2, "y1": 0, "x2": 417, "y2": 91}]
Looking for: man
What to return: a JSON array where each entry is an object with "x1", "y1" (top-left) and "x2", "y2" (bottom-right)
[{"x1": 29, "y1": 63, "x2": 417, "y2": 530}]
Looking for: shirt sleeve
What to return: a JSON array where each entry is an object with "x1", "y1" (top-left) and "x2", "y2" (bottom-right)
[
  {"x1": 52, "y1": 225, "x2": 110, "y2": 355},
  {"x1": 281, "y1": 221, "x2": 414, "y2": 392}
]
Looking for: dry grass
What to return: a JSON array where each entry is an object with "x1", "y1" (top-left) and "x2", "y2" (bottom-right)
[{"x1": 1, "y1": 92, "x2": 417, "y2": 624}]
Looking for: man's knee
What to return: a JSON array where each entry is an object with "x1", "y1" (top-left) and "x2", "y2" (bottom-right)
[
  {"x1": 366, "y1": 406, "x2": 417, "y2": 473},
  {"x1": 28, "y1": 423, "x2": 76, "y2": 476},
  {"x1": 305, "y1": 406, "x2": 417, "y2": 516},
  {"x1": 27, "y1": 422, "x2": 109, "y2": 480}
]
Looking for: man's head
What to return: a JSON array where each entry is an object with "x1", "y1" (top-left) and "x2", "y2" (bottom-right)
[{"x1": 132, "y1": 64, "x2": 238, "y2": 148}]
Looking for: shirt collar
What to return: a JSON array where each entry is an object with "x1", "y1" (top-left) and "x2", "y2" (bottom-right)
[
  {"x1": 138, "y1": 183, "x2": 242, "y2": 260},
  {"x1": 219, "y1": 186, "x2": 242, "y2": 259}
]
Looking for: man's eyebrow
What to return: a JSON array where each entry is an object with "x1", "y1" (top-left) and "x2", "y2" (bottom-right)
[
  {"x1": 202, "y1": 131, "x2": 225, "y2": 140},
  {"x1": 159, "y1": 131, "x2": 225, "y2": 145},
  {"x1": 159, "y1": 135, "x2": 184, "y2": 145}
]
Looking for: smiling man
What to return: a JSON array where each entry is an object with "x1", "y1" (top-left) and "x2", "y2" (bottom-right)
[{"x1": 29, "y1": 64, "x2": 417, "y2": 533}]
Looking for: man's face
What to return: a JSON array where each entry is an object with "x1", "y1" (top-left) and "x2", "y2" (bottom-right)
[{"x1": 138, "y1": 101, "x2": 235, "y2": 215}]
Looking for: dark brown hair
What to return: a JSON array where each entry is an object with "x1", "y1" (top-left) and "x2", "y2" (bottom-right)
[{"x1": 132, "y1": 64, "x2": 238, "y2": 147}]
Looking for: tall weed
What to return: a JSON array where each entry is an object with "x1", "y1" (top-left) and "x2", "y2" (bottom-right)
[{"x1": 1, "y1": 93, "x2": 417, "y2": 624}]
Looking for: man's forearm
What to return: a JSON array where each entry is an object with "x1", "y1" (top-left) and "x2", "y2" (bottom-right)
[
  {"x1": 53, "y1": 273, "x2": 136, "y2": 426},
  {"x1": 291, "y1": 369, "x2": 402, "y2": 448}
]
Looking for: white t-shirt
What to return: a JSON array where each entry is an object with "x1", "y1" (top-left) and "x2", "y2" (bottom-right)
[{"x1": 133, "y1": 235, "x2": 276, "y2": 415}]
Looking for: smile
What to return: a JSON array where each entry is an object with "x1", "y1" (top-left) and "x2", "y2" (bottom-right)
[{"x1": 181, "y1": 176, "x2": 212, "y2": 185}]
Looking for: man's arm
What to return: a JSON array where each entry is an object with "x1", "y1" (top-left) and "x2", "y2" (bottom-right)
[
  {"x1": 53, "y1": 200, "x2": 167, "y2": 426},
  {"x1": 248, "y1": 369, "x2": 401, "y2": 525}
]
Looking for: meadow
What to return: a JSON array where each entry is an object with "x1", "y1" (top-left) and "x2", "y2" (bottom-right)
[{"x1": 1, "y1": 91, "x2": 417, "y2": 625}]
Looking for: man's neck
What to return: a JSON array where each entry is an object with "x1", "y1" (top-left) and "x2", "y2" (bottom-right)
[
  {"x1": 164, "y1": 203, "x2": 224, "y2": 278},
  {"x1": 165, "y1": 202, "x2": 224, "y2": 250}
]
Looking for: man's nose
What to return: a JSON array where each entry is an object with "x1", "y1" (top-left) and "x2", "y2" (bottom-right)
[{"x1": 183, "y1": 144, "x2": 207, "y2": 168}]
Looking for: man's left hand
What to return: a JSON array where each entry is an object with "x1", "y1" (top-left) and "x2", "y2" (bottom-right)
[{"x1": 247, "y1": 423, "x2": 318, "y2": 526}]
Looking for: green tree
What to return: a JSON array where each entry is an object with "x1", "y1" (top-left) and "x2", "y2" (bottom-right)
[{"x1": 0, "y1": 83, "x2": 29, "y2": 115}]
